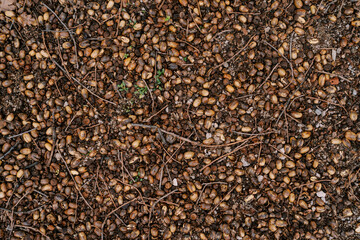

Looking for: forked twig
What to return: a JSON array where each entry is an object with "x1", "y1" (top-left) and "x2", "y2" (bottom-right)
[
  {"x1": 42, "y1": 3, "x2": 79, "y2": 69},
  {"x1": 208, "y1": 35, "x2": 256, "y2": 76},
  {"x1": 56, "y1": 148, "x2": 93, "y2": 210},
  {"x1": 101, "y1": 198, "x2": 138, "y2": 240},
  {"x1": 263, "y1": 40, "x2": 294, "y2": 81},
  {"x1": 148, "y1": 190, "x2": 178, "y2": 240},
  {"x1": 14, "y1": 225, "x2": 51, "y2": 240},
  {"x1": 131, "y1": 123, "x2": 258, "y2": 148},
  {"x1": 200, "y1": 142, "x2": 262, "y2": 171},
  {"x1": 209, "y1": 184, "x2": 238, "y2": 214}
]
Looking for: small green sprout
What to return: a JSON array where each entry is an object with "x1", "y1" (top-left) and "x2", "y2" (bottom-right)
[
  {"x1": 128, "y1": 19, "x2": 137, "y2": 27},
  {"x1": 183, "y1": 56, "x2": 188, "y2": 62},
  {"x1": 129, "y1": 172, "x2": 143, "y2": 184},
  {"x1": 118, "y1": 81, "x2": 128, "y2": 92},
  {"x1": 123, "y1": 53, "x2": 129, "y2": 59},
  {"x1": 134, "y1": 85, "x2": 148, "y2": 98},
  {"x1": 155, "y1": 68, "x2": 165, "y2": 90},
  {"x1": 165, "y1": 16, "x2": 171, "y2": 21}
]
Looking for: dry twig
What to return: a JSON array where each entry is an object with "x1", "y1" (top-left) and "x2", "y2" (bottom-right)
[
  {"x1": 7, "y1": 127, "x2": 37, "y2": 139},
  {"x1": 41, "y1": 3, "x2": 79, "y2": 69},
  {"x1": 208, "y1": 35, "x2": 256, "y2": 76},
  {"x1": 56, "y1": 148, "x2": 93, "y2": 210},
  {"x1": 131, "y1": 123, "x2": 259, "y2": 148}
]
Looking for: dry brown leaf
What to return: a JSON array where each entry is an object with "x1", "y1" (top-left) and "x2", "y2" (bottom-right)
[
  {"x1": 0, "y1": 0, "x2": 16, "y2": 11},
  {"x1": 17, "y1": 12, "x2": 36, "y2": 27}
]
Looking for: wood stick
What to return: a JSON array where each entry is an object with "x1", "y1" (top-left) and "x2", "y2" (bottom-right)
[
  {"x1": 7, "y1": 127, "x2": 37, "y2": 139},
  {"x1": 131, "y1": 123, "x2": 259, "y2": 148},
  {"x1": 56, "y1": 148, "x2": 93, "y2": 210},
  {"x1": 263, "y1": 40, "x2": 294, "y2": 81},
  {"x1": 42, "y1": 3, "x2": 79, "y2": 69},
  {"x1": 208, "y1": 35, "x2": 256, "y2": 76}
]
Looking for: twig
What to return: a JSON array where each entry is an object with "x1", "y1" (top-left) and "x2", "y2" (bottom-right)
[
  {"x1": 256, "y1": 63, "x2": 280, "y2": 91},
  {"x1": 41, "y1": 3, "x2": 79, "y2": 69},
  {"x1": 145, "y1": 105, "x2": 168, "y2": 122},
  {"x1": 157, "y1": 0, "x2": 165, "y2": 9},
  {"x1": 56, "y1": 148, "x2": 93, "y2": 210},
  {"x1": 64, "y1": 113, "x2": 78, "y2": 131},
  {"x1": 315, "y1": 70, "x2": 351, "y2": 82},
  {"x1": 264, "y1": 40, "x2": 294, "y2": 82},
  {"x1": 143, "y1": 197, "x2": 179, "y2": 206},
  {"x1": 117, "y1": 151, "x2": 135, "y2": 183},
  {"x1": 200, "y1": 142, "x2": 262, "y2": 171},
  {"x1": 131, "y1": 123, "x2": 259, "y2": 148},
  {"x1": 196, "y1": 0, "x2": 202, "y2": 18},
  {"x1": 209, "y1": 184, "x2": 238, "y2": 214},
  {"x1": 51, "y1": 59, "x2": 116, "y2": 105},
  {"x1": 176, "y1": 39, "x2": 201, "y2": 53},
  {"x1": 188, "y1": 7, "x2": 202, "y2": 33},
  {"x1": 213, "y1": 30, "x2": 232, "y2": 39},
  {"x1": 228, "y1": 12, "x2": 261, "y2": 15},
  {"x1": 100, "y1": 171, "x2": 117, "y2": 208},
  {"x1": 0, "y1": 141, "x2": 19, "y2": 161},
  {"x1": 101, "y1": 198, "x2": 138, "y2": 240},
  {"x1": 268, "y1": 144, "x2": 295, "y2": 161},
  {"x1": 7, "y1": 127, "x2": 37, "y2": 139},
  {"x1": 289, "y1": 32, "x2": 295, "y2": 60},
  {"x1": 114, "y1": 178, "x2": 146, "y2": 205},
  {"x1": 110, "y1": 79, "x2": 123, "y2": 99},
  {"x1": 148, "y1": 190, "x2": 178, "y2": 240},
  {"x1": 306, "y1": 96, "x2": 348, "y2": 114},
  {"x1": 208, "y1": 35, "x2": 256, "y2": 76},
  {"x1": 42, "y1": 33, "x2": 116, "y2": 106},
  {"x1": 46, "y1": 111, "x2": 57, "y2": 167},
  {"x1": 159, "y1": 153, "x2": 166, "y2": 190},
  {"x1": 276, "y1": 59, "x2": 315, "y2": 124},
  {"x1": 14, "y1": 225, "x2": 51, "y2": 240},
  {"x1": 196, "y1": 182, "x2": 227, "y2": 206},
  {"x1": 232, "y1": 130, "x2": 276, "y2": 136}
]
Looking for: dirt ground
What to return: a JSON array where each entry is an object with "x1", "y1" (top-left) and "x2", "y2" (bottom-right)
[{"x1": 0, "y1": 0, "x2": 360, "y2": 239}]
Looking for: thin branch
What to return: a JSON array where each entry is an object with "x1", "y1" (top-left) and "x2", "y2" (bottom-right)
[
  {"x1": 196, "y1": 182, "x2": 227, "y2": 206},
  {"x1": 0, "y1": 141, "x2": 19, "y2": 161},
  {"x1": 131, "y1": 123, "x2": 259, "y2": 148},
  {"x1": 41, "y1": 3, "x2": 79, "y2": 69},
  {"x1": 51, "y1": 59, "x2": 116, "y2": 105},
  {"x1": 256, "y1": 63, "x2": 280, "y2": 91},
  {"x1": 145, "y1": 105, "x2": 168, "y2": 122},
  {"x1": 200, "y1": 142, "x2": 262, "y2": 171},
  {"x1": 263, "y1": 40, "x2": 294, "y2": 82},
  {"x1": 209, "y1": 184, "x2": 238, "y2": 214},
  {"x1": 56, "y1": 148, "x2": 93, "y2": 210},
  {"x1": 208, "y1": 35, "x2": 256, "y2": 76},
  {"x1": 267, "y1": 143, "x2": 295, "y2": 161},
  {"x1": 14, "y1": 225, "x2": 51, "y2": 240},
  {"x1": 276, "y1": 59, "x2": 315, "y2": 125},
  {"x1": 315, "y1": 70, "x2": 351, "y2": 82},
  {"x1": 148, "y1": 190, "x2": 178, "y2": 240},
  {"x1": 7, "y1": 127, "x2": 37, "y2": 139},
  {"x1": 101, "y1": 198, "x2": 139, "y2": 240},
  {"x1": 142, "y1": 79, "x2": 155, "y2": 112},
  {"x1": 232, "y1": 130, "x2": 276, "y2": 136},
  {"x1": 306, "y1": 96, "x2": 348, "y2": 114}
]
